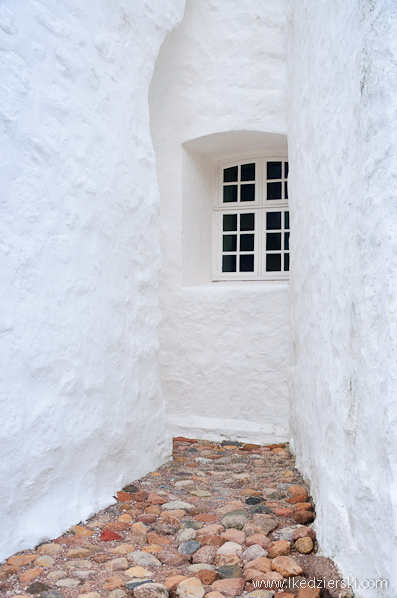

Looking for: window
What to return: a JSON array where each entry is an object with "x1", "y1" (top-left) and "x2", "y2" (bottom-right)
[{"x1": 213, "y1": 157, "x2": 289, "y2": 281}]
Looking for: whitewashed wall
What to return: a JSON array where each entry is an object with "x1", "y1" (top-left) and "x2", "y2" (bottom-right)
[
  {"x1": 288, "y1": 1, "x2": 397, "y2": 595},
  {"x1": 0, "y1": 0, "x2": 185, "y2": 561},
  {"x1": 150, "y1": 0, "x2": 290, "y2": 442}
]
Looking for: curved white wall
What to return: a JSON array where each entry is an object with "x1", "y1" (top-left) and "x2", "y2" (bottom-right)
[
  {"x1": 0, "y1": 0, "x2": 185, "y2": 561},
  {"x1": 288, "y1": 1, "x2": 397, "y2": 595},
  {"x1": 149, "y1": 0, "x2": 290, "y2": 442}
]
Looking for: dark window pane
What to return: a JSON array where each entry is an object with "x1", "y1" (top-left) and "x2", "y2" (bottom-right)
[
  {"x1": 266, "y1": 212, "x2": 281, "y2": 230},
  {"x1": 241, "y1": 184, "x2": 255, "y2": 202},
  {"x1": 241, "y1": 163, "x2": 255, "y2": 181},
  {"x1": 284, "y1": 232, "x2": 290, "y2": 251},
  {"x1": 284, "y1": 211, "x2": 289, "y2": 229},
  {"x1": 223, "y1": 235, "x2": 237, "y2": 252},
  {"x1": 267, "y1": 161, "x2": 282, "y2": 179},
  {"x1": 284, "y1": 253, "x2": 289, "y2": 271},
  {"x1": 285, "y1": 181, "x2": 288, "y2": 199},
  {"x1": 267, "y1": 181, "x2": 282, "y2": 200},
  {"x1": 223, "y1": 214, "x2": 237, "y2": 231},
  {"x1": 240, "y1": 234, "x2": 254, "y2": 252},
  {"x1": 223, "y1": 255, "x2": 236, "y2": 272},
  {"x1": 240, "y1": 254, "x2": 254, "y2": 272},
  {"x1": 266, "y1": 232, "x2": 281, "y2": 251},
  {"x1": 224, "y1": 166, "x2": 238, "y2": 182},
  {"x1": 240, "y1": 213, "x2": 255, "y2": 231},
  {"x1": 223, "y1": 185, "x2": 237, "y2": 203},
  {"x1": 266, "y1": 254, "x2": 281, "y2": 271},
  {"x1": 285, "y1": 162, "x2": 289, "y2": 178}
]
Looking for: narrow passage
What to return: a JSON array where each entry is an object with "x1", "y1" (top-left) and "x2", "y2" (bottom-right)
[{"x1": 0, "y1": 439, "x2": 349, "y2": 598}]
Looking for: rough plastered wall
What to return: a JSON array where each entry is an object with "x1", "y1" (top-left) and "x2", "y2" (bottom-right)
[
  {"x1": 149, "y1": 0, "x2": 290, "y2": 442},
  {"x1": 288, "y1": 1, "x2": 397, "y2": 594},
  {"x1": 0, "y1": 0, "x2": 184, "y2": 561}
]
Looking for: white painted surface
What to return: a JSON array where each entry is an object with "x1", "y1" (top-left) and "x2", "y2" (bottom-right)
[
  {"x1": 165, "y1": 282, "x2": 289, "y2": 443},
  {"x1": 150, "y1": 0, "x2": 290, "y2": 443},
  {"x1": 0, "y1": 0, "x2": 185, "y2": 561},
  {"x1": 288, "y1": 1, "x2": 397, "y2": 595},
  {"x1": 5, "y1": 2, "x2": 395, "y2": 589}
]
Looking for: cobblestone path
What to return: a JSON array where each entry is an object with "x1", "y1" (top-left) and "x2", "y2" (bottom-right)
[{"x1": 0, "y1": 439, "x2": 350, "y2": 598}]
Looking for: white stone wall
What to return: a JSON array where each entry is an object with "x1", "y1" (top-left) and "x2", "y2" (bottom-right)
[
  {"x1": 0, "y1": 0, "x2": 184, "y2": 561},
  {"x1": 149, "y1": 0, "x2": 290, "y2": 443},
  {"x1": 288, "y1": 1, "x2": 397, "y2": 595}
]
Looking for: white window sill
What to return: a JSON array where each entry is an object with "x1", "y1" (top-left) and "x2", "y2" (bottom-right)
[{"x1": 181, "y1": 280, "x2": 289, "y2": 293}]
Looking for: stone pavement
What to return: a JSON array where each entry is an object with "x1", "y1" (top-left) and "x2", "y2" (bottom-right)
[{"x1": 0, "y1": 439, "x2": 351, "y2": 598}]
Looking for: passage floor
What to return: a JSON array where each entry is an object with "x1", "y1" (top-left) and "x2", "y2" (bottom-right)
[{"x1": 0, "y1": 439, "x2": 350, "y2": 598}]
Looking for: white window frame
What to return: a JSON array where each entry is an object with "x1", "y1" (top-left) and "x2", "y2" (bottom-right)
[{"x1": 213, "y1": 154, "x2": 289, "y2": 281}]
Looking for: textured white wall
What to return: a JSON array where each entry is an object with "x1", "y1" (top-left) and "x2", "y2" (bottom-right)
[
  {"x1": 149, "y1": 0, "x2": 290, "y2": 442},
  {"x1": 0, "y1": 0, "x2": 184, "y2": 561},
  {"x1": 288, "y1": 1, "x2": 397, "y2": 595}
]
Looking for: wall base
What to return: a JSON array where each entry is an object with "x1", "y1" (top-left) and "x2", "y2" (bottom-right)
[{"x1": 168, "y1": 413, "x2": 288, "y2": 444}]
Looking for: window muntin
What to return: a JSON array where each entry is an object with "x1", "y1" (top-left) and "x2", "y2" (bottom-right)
[
  {"x1": 263, "y1": 208, "x2": 290, "y2": 273},
  {"x1": 221, "y1": 160, "x2": 259, "y2": 205},
  {"x1": 221, "y1": 211, "x2": 256, "y2": 274},
  {"x1": 214, "y1": 156, "x2": 289, "y2": 281},
  {"x1": 266, "y1": 160, "x2": 288, "y2": 201}
]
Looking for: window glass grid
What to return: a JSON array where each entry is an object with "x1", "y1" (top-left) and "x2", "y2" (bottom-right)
[
  {"x1": 215, "y1": 157, "x2": 289, "y2": 280},
  {"x1": 221, "y1": 212, "x2": 255, "y2": 274},
  {"x1": 264, "y1": 209, "x2": 289, "y2": 273},
  {"x1": 284, "y1": 209, "x2": 290, "y2": 272},
  {"x1": 222, "y1": 161, "x2": 257, "y2": 205},
  {"x1": 265, "y1": 160, "x2": 289, "y2": 202}
]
